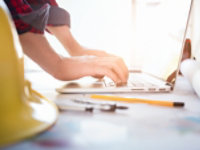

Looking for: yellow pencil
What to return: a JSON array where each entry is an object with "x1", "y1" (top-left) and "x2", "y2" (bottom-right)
[{"x1": 90, "y1": 94, "x2": 184, "y2": 107}]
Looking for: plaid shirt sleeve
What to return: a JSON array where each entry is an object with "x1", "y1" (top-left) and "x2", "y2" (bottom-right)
[
  {"x1": 4, "y1": 0, "x2": 70, "y2": 34},
  {"x1": 26, "y1": 0, "x2": 58, "y2": 6}
]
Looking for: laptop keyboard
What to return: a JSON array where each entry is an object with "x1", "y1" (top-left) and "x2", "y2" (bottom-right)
[
  {"x1": 104, "y1": 73, "x2": 160, "y2": 88},
  {"x1": 104, "y1": 79, "x2": 156, "y2": 87}
]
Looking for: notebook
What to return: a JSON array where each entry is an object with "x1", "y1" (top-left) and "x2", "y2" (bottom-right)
[{"x1": 56, "y1": 0, "x2": 193, "y2": 94}]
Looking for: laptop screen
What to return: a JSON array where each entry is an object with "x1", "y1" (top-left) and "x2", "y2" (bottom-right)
[{"x1": 130, "y1": 0, "x2": 192, "y2": 85}]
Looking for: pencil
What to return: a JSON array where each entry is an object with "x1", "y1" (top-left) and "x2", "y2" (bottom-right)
[{"x1": 90, "y1": 94, "x2": 184, "y2": 107}]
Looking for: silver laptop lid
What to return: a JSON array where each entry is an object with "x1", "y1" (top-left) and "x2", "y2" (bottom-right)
[{"x1": 130, "y1": 0, "x2": 193, "y2": 88}]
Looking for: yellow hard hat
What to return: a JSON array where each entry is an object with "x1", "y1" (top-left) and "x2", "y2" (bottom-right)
[{"x1": 0, "y1": 2, "x2": 58, "y2": 147}]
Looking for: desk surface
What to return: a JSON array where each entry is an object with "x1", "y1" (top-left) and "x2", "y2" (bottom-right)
[{"x1": 3, "y1": 71, "x2": 200, "y2": 150}]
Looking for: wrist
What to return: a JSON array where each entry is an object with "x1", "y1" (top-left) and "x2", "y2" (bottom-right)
[
  {"x1": 53, "y1": 56, "x2": 93, "y2": 81},
  {"x1": 68, "y1": 46, "x2": 85, "y2": 56}
]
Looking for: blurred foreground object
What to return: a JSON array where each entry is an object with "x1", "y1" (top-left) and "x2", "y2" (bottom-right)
[
  {"x1": 0, "y1": 2, "x2": 58, "y2": 147},
  {"x1": 181, "y1": 59, "x2": 200, "y2": 98}
]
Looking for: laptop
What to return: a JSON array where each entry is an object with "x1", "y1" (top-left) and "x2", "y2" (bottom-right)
[{"x1": 56, "y1": 0, "x2": 193, "y2": 94}]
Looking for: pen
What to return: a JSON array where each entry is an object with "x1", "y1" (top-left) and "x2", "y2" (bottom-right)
[
  {"x1": 71, "y1": 98, "x2": 128, "y2": 110},
  {"x1": 90, "y1": 95, "x2": 185, "y2": 107},
  {"x1": 57, "y1": 103, "x2": 119, "y2": 112},
  {"x1": 58, "y1": 105, "x2": 94, "y2": 112}
]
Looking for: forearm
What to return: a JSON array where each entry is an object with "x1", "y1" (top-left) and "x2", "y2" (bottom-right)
[
  {"x1": 47, "y1": 25, "x2": 112, "y2": 57},
  {"x1": 19, "y1": 32, "x2": 62, "y2": 78},
  {"x1": 19, "y1": 32, "x2": 128, "y2": 82},
  {"x1": 47, "y1": 25, "x2": 84, "y2": 56},
  {"x1": 19, "y1": 32, "x2": 93, "y2": 81}
]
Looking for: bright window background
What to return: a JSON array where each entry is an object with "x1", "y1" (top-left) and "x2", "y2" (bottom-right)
[
  {"x1": 25, "y1": 0, "x2": 193, "y2": 81},
  {"x1": 25, "y1": 0, "x2": 133, "y2": 72}
]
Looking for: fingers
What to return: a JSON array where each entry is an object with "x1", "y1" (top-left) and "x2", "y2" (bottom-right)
[
  {"x1": 94, "y1": 66, "x2": 120, "y2": 83},
  {"x1": 82, "y1": 49, "x2": 111, "y2": 57},
  {"x1": 113, "y1": 57, "x2": 129, "y2": 82},
  {"x1": 59, "y1": 55, "x2": 129, "y2": 83},
  {"x1": 90, "y1": 56, "x2": 129, "y2": 84},
  {"x1": 106, "y1": 59, "x2": 127, "y2": 83},
  {"x1": 90, "y1": 51, "x2": 129, "y2": 82},
  {"x1": 80, "y1": 49, "x2": 129, "y2": 82},
  {"x1": 92, "y1": 75, "x2": 105, "y2": 79}
]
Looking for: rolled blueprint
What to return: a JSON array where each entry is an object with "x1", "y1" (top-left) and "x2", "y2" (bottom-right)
[{"x1": 180, "y1": 59, "x2": 200, "y2": 98}]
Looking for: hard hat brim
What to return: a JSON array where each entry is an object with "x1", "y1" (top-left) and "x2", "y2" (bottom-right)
[{"x1": 0, "y1": 93, "x2": 58, "y2": 147}]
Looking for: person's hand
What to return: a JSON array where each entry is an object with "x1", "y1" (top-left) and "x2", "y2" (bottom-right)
[
  {"x1": 46, "y1": 25, "x2": 128, "y2": 82},
  {"x1": 76, "y1": 48, "x2": 119, "y2": 79},
  {"x1": 56, "y1": 55, "x2": 129, "y2": 84},
  {"x1": 74, "y1": 48, "x2": 115, "y2": 57}
]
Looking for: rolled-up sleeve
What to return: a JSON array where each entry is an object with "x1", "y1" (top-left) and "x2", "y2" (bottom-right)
[
  {"x1": 4, "y1": 0, "x2": 70, "y2": 34},
  {"x1": 48, "y1": 6, "x2": 70, "y2": 27}
]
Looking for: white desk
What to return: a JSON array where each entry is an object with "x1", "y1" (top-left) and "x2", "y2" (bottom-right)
[{"x1": 3, "y1": 71, "x2": 200, "y2": 150}]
